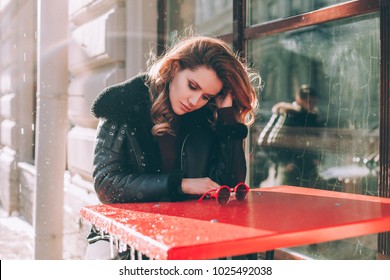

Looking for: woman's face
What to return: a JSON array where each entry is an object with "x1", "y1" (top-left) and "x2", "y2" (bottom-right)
[{"x1": 169, "y1": 66, "x2": 223, "y2": 115}]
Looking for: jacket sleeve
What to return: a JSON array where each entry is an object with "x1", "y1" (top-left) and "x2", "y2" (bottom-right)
[
  {"x1": 92, "y1": 119, "x2": 183, "y2": 203},
  {"x1": 209, "y1": 107, "x2": 248, "y2": 187}
]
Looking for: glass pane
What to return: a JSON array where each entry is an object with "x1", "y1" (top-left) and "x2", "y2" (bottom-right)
[
  {"x1": 248, "y1": 0, "x2": 349, "y2": 25},
  {"x1": 248, "y1": 13, "x2": 379, "y2": 259},
  {"x1": 166, "y1": 0, "x2": 232, "y2": 43}
]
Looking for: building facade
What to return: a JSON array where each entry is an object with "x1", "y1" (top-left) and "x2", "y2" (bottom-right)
[{"x1": 0, "y1": 0, "x2": 389, "y2": 259}]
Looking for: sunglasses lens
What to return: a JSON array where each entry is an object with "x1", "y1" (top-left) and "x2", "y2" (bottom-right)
[
  {"x1": 235, "y1": 185, "x2": 248, "y2": 201},
  {"x1": 217, "y1": 187, "x2": 230, "y2": 205}
]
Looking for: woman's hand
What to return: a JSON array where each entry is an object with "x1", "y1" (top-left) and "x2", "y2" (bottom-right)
[
  {"x1": 215, "y1": 91, "x2": 233, "y2": 108},
  {"x1": 181, "y1": 178, "x2": 220, "y2": 195}
]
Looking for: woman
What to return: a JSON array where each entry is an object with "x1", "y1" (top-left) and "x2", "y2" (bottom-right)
[
  {"x1": 91, "y1": 35, "x2": 260, "y2": 204},
  {"x1": 86, "y1": 34, "x2": 261, "y2": 259}
]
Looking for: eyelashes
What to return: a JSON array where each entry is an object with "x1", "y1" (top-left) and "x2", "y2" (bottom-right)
[
  {"x1": 188, "y1": 83, "x2": 197, "y2": 90},
  {"x1": 187, "y1": 80, "x2": 216, "y2": 102}
]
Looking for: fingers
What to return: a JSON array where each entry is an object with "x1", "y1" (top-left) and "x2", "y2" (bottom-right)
[
  {"x1": 204, "y1": 177, "x2": 220, "y2": 191},
  {"x1": 181, "y1": 178, "x2": 220, "y2": 195},
  {"x1": 216, "y1": 91, "x2": 233, "y2": 108}
]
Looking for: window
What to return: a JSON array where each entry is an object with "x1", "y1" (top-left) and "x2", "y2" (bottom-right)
[
  {"x1": 248, "y1": 13, "x2": 380, "y2": 195},
  {"x1": 165, "y1": 0, "x2": 233, "y2": 43},
  {"x1": 248, "y1": 12, "x2": 380, "y2": 260},
  {"x1": 159, "y1": 0, "x2": 389, "y2": 259}
]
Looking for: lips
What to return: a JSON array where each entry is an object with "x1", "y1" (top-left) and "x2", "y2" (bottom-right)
[{"x1": 180, "y1": 102, "x2": 192, "y2": 113}]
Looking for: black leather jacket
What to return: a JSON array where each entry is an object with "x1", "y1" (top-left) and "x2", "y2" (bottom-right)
[{"x1": 91, "y1": 74, "x2": 248, "y2": 203}]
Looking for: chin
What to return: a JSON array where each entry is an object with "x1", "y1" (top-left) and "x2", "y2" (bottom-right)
[
  {"x1": 175, "y1": 110, "x2": 185, "y2": 116},
  {"x1": 172, "y1": 106, "x2": 185, "y2": 115}
]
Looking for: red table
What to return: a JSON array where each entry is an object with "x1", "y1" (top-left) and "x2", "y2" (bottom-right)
[{"x1": 80, "y1": 186, "x2": 390, "y2": 260}]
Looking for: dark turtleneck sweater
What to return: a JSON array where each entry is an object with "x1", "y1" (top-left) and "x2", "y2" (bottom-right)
[{"x1": 157, "y1": 107, "x2": 237, "y2": 173}]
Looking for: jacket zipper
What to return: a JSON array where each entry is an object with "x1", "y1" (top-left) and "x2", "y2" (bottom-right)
[
  {"x1": 180, "y1": 132, "x2": 192, "y2": 172},
  {"x1": 127, "y1": 130, "x2": 142, "y2": 173},
  {"x1": 227, "y1": 137, "x2": 233, "y2": 186}
]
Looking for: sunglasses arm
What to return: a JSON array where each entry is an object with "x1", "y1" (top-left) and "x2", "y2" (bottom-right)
[
  {"x1": 198, "y1": 192, "x2": 208, "y2": 202},
  {"x1": 198, "y1": 189, "x2": 218, "y2": 202}
]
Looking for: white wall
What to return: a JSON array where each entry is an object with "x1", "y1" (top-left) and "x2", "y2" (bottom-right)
[{"x1": 0, "y1": 0, "x2": 159, "y2": 259}]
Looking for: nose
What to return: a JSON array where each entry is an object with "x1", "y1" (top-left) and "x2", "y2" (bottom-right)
[{"x1": 188, "y1": 94, "x2": 201, "y2": 108}]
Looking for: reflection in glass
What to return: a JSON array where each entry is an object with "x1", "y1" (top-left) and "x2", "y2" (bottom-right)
[
  {"x1": 248, "y1": 13, "x2": 380, "y2": 259},
  {"x1": 247, "y1": 0, "x2": 349, "y2": 25},
  {"x1": 166, "y1": 0, "x2": 232, "y2": 42}
]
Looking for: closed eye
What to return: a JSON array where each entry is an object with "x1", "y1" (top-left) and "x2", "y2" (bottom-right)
[{"x1": 188, "y1": 82, "x2": 197, "y2": 90}]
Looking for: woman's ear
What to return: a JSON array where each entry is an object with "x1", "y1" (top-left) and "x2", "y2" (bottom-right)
[{"x1": 172, "y1": 61, "x2": 179, "y2": 75}]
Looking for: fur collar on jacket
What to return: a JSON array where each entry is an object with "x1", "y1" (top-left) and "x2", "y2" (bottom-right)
[
  {"x1": 91, "y1": 73, "x2": 152, "y2": 126},
  {"x1": 91, "y1": 73, "x2": 213, "y2": 130}
]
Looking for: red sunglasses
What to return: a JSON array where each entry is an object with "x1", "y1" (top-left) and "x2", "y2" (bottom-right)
[{"x1": 198, "y1": 182, "x2": 250, "y2": 205}]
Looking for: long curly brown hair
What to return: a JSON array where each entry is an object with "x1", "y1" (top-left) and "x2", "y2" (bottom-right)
[{"x1": 147, "y1": 35, "x2": 261, "y2": 136}]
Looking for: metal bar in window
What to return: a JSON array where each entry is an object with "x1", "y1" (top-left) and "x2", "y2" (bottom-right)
[
  {"x1": 218, "y1": 33, "x2": 234, "y2": 44},
  {"x1": 157, "y1": 0, "x2": 167, "y2": 56},
  {"x1": 244, "y1": 0, "x2": 380, "y2": 39},
  {"x1": 379, "y1": 0, "x2": 390, "y2": 200},
  {"x1": 233, "y1": 0, "x2": 245, "y2": 56}
]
